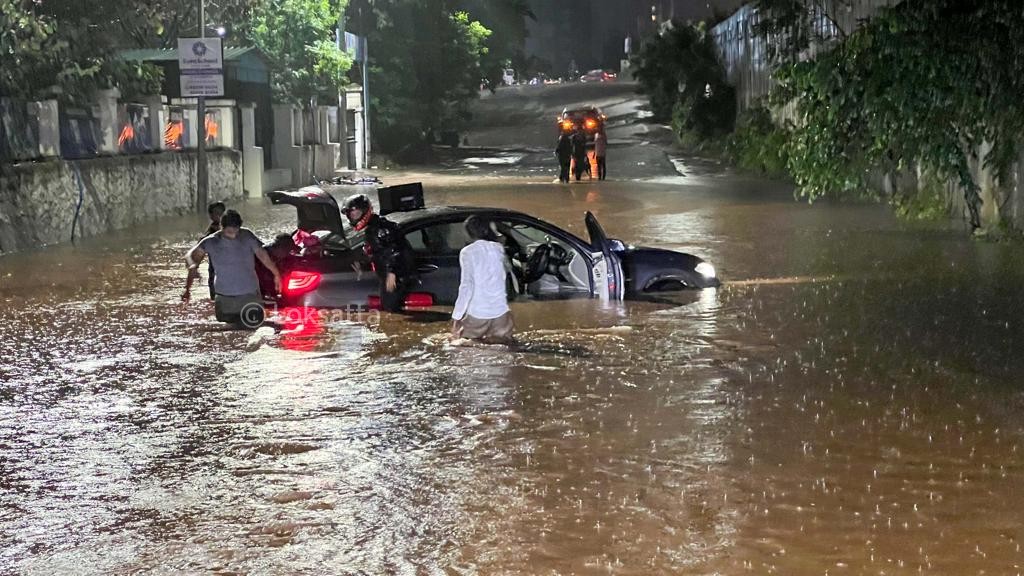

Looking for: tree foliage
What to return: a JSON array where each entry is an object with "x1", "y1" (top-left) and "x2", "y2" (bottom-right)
[
  {"x1": 0, "y1": 0, "x2": 162, "y2": 103},
  {"x1": 773, "y1": 0, "x2": 1024, "y2": 228},
  {"x1": 630, "y1": 21, "x2": 736, "y2": 141},
  {"x1": 250, "y1": 0, "x2": 352, "y2": 103},
  {"x1": 456, "y1": 0, "x2": 534, "y2": 91},
  {"x1": 752, "y1": 0, "x2": 851, "y2": 65},
  {"x1": 348, "y1": 0, "x2": 491, "y2": 157}
]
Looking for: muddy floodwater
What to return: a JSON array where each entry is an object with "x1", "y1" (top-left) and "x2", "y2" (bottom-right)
[{"x1": 2, "y1": 167, "x2": 1023, "y2": 575}]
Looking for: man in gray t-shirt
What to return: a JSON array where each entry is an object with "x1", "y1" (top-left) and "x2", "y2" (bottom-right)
[{"x1": 184, "y1": 210, "x2": 281, "y2": 324}]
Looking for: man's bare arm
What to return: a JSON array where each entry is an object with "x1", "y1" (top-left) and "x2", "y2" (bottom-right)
[{"x1": 182, "y1": 245, "x2": 207, "y2": 301}]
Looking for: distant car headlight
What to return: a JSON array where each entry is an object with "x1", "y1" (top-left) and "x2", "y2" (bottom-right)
[{"x1": 695, "y1": 262, "x2": 716, "y2": 278}]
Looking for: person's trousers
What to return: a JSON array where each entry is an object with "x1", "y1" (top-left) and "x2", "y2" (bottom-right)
[
  {"x1": 596, "y1": 156, "x2": 606, "y2": 180},
  {"x1": 379, "y1": 278, "x2": 410, "y2": 312},
  {"x1": 214, "y1": 293, "x2": 265, "y2": 327},
  {"x1": 558, "y1": 159, "x2": 571, "y2": 182},
  {"x1": 573, "y1": 157, "x2": 587, "y2": 180},
  {"x1": 456, "y1": 312, "x2": 515, "y2": 342}
]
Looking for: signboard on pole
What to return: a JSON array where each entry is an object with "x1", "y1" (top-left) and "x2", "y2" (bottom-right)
[{"x1": 178, "y1": 38, "x2": 224, "y2": 97}]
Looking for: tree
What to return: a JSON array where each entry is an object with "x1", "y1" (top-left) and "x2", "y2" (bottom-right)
[
  {"x1": 112, "y1": 0, "x2": 267, "y2": 49},
  {"x1": 250, "y1": 0, "x2": 352, "y2": 103},
  {"x1": 0, "y1": 0, "x2": 162, "y2": 103},
  {"x1": 773, "y1": 0, "x2": 1024, "y2": 229},
  {"x1": 347, "y1": 0, "x2": 491, "y2": 158},
  {"x1": 630, "y1": 21, "x2": 735, "y2": 141},
  {"x1": 457, "y1": 0, "x2": 534, "y2": 91},
  {"x1": 752, "y1": 0, "x2": 852, "y2": 65}
]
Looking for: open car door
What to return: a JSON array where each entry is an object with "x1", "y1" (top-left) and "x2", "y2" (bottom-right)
[
  {"x1": 585, "y1": 211, "x2": 625, "y2": 301},
  {"x1": 267, "y1": 186, "x2": 346, "y2": 236}
]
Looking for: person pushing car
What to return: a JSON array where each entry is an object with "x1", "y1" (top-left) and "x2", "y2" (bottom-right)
[{"x1": 342, "y1": 194, "x2": 415, "y2": 312}]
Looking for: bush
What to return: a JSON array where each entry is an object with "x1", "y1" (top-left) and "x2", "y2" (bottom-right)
[
  {"x1": 727, "y1": 106, "x2": 790, "y2": 177},
  {"x1": 632, "y1": 20, "x2": 736, "y2": 143}
]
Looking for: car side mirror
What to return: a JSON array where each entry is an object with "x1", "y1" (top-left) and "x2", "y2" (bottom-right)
[{"x1": 607, "y1": 239, "x2": 626, "y2": 252}]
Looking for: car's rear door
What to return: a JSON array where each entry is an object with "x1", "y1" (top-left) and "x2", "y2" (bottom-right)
[
  {"x1": 585, "y1": 211, "x2": 624, "y2": 301},
  {"x1": 402, "y1": 218, "x2": 471, "y2": 305}
]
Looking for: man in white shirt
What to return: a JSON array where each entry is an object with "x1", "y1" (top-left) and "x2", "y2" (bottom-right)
[{"x1": 451, "y1": 216, "x2": 514, "y2": 343}]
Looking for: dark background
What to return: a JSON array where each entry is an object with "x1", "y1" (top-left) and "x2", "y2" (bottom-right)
[{"x1": 525, "y1": 0, "x2": 746, "y2": 75}]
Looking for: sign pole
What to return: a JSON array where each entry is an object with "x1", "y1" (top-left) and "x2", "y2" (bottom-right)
[{"x1": 196, "y1": 0, "x2": 208, "y2": 213}]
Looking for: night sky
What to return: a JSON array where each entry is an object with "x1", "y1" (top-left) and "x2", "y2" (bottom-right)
[{"x1": 525, "y1": 0, "x2": 748, "y2": 74}]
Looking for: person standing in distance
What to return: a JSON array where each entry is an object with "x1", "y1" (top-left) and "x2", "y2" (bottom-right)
[
  {"x1": 342, "y1": 194, "x2": 415, "y2": 313},
  {"x1": 451, "y1": 216, "x2": 514, "y2": 344},
  {"x1": 555, "y1": 131, "x2": 572, "y2": 183},
  {"x1": 594, "y1": 129, "x2": 608, "y2": 181}
]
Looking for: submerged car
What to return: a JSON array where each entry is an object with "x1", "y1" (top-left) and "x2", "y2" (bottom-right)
[{"x1": 266, "y1": 187, "x2": 719, "y2": 309}]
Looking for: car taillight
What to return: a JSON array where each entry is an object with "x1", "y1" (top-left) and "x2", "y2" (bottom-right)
[
  {"x1": 585, "y1": 119, "x2": 597, "y2": 130},
  {"x1": 561, "y1": 120, "x2": 574, "y2": 131},
  {"x1": 367, "y1": 292, "x2": 434, "y2": 310},
  {"x1": 404, "y1": 292, "x2": 434, "y2": 308},
  {"x1": 283, "y1": 271, "x2": 322, "y2": 296}
]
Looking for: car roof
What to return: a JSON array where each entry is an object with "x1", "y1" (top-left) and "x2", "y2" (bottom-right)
[
  {"x1": 386, "y1": 205, "x2": 524, "y2": 226},
  {"x1": 388, "y1": 206, "x2": 592, "y2": 250}
]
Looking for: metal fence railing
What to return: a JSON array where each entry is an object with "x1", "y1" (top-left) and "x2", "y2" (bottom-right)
[
  {"x1": 711, "y1": 0, "x2": 900, "y2": 110},
  {"x1": 117, "y1": 103, "x2": 153, "y2": 154},
  {"x1": 59, "y1": 106, "x2": 101, "y2": 160}
]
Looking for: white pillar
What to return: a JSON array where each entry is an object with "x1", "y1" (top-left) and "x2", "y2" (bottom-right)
[
  {"x1": 142, "y1": 95, "x2": 166, "y2": 151},
  {"x1": 239, "y1": 102, "x2": 263, "y2": 197},
  {"x1": 240, "y1": 103, "x2": 257, "y2": 150},
  {"x1": 317, "y1": 105, "x2": 331, "y2": 145},
  {"x1": 353, "y1": 109, "x2": 365, "y2": 171},
  {"x1": 95, "y1": 87, "x2": 120, "y2": 154}
]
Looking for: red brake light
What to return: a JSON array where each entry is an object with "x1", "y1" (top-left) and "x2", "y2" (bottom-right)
[
  {"x1": 585, "y1": 119, "x2": 597, "y2": 130},
  {"x1": 404, "y1": 292, "x2": 434, "y2": 308},
  {"x1": 367, "y1": 292, "x2": 433, "y2": 310},
  {"x1": 560, "y1": 120, "x2": 574, "y2": 131},
  {"x1": 283, "y1": 271, "x2": 322, "y2": 296}
]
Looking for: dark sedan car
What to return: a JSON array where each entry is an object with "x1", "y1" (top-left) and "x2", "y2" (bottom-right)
[
  {"x1": 558, "y1": 106, "x2": 606, "y2": 145},
  {"x1": 267, "y1": 187, "x2": 719, "y2": 309}
]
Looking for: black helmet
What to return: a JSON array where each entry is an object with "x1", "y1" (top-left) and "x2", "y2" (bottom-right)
[{"x1": 342, "y1": 194, "x2": 373, "y2": 222}]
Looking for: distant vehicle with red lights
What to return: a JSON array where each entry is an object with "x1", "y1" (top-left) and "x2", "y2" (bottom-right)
[
  {"x1": 580, "y1": 69, "x2": 616, "y2": 83},
  {"x1": 558, "y1": 106, "x2": 607, "y2": 145}
]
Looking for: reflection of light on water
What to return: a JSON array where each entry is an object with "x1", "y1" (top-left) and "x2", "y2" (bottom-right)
[
  {"x1": 461, "y1": 155, "x2": 524, "y2": 165},
  {"x1": 695, "y1": 287, "x2": 720, "y2": 338}
]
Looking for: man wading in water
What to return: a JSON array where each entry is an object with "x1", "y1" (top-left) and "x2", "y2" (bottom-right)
[
  {"x1": 451, "y1": 216, "x2": 514, "y2": 344},
  {"x1": 183, "y1": 209, "x2": 281, "y2": 327}
]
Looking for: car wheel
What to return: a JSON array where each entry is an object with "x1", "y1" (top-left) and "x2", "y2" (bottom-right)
[{"x1": 645, "y1": 279, "x2": 688, "y2": 292}]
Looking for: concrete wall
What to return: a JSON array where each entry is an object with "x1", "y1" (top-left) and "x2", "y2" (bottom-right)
[{"x1": 0, "y1": 150, "x2": 241, "y2": 253}]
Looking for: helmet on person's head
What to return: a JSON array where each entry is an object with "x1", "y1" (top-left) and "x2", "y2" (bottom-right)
[{"x1": 342, "y1": 193, "x2": 374, "y2": 229}]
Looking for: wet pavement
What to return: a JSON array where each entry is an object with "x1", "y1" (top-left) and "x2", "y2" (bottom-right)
[{"x1": 2, "y1": 84, "x2": 1023, "y2": 574}]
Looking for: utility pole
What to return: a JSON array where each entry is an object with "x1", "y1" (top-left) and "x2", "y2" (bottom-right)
[
  {"x1": 196, "y1": 0, "x2": 209, "y2": 213},
  {"x1": 337, "y1": 6, "x2": 348, "y2": 170},
  {"x1": 360, "y1": 4, "x2": 370, "y2": 168}
]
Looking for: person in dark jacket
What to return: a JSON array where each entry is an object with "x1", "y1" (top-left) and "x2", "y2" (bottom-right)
[
  {"x1": 571, "y1": 128, "x2": 589, "y2": 181},
  {"x1": 257, "y1": 233, "x2": 297, "y2": 300},
  {"x1": 342, "y1": 194, "x2": 415, "y2": 312},
  {"x1": 202, "y1": 201, "x2": 226, "y2": 299},
  {"x1": 555, "y1": 132, "x2": 572, "y2": 183}
]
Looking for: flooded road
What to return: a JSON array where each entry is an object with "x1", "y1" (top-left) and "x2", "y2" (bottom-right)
[{"x1": 3, "y1": 88, "x2": 1024, "y2": 574}]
